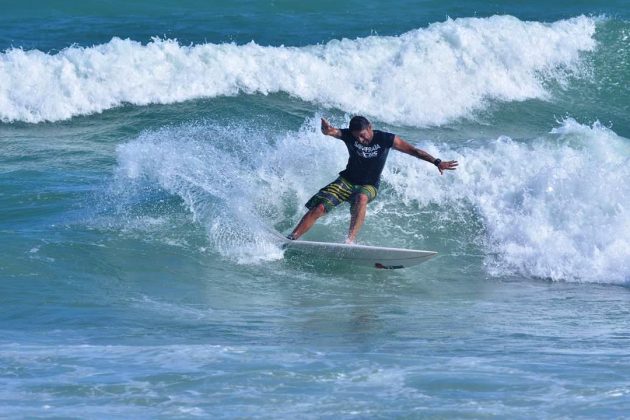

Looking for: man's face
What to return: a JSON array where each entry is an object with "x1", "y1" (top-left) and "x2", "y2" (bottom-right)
[{"x1": 351, "y1": 126, "x2": 374, "y2": 145}]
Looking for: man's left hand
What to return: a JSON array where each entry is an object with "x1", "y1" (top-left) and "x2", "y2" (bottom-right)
[{"x1": 437, "y1": 160, "x2": 458, "y2": 175}]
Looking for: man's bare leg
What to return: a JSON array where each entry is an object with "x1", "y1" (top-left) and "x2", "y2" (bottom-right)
[
  {"x1": 347, "y1": 194, "x2": 369, "y2": 243},
  {"x1": 289, "y1": 204, "x2": 326, "y2": 240}
]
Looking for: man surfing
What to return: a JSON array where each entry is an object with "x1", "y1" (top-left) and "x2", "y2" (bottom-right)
[{"x1": 288, "y1": 116, "x2": 458, "y2": 243}]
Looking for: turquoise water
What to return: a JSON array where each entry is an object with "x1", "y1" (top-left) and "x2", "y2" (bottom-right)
[{"x1": 1, "y1": 1, "x2": 629, "y2": 417}]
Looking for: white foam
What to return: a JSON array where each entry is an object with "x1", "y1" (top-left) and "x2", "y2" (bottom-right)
[
  {"x1": 1, "y1": 15, "x2": 596, "y2": 124},
  {"x1": 382, "y1": 118, "x2": 629, "y2": 283}
]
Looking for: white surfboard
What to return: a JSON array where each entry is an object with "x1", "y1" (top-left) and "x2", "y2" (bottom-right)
[{"x1": 279, "y1": 235, "x2": 437, "y2": 269}]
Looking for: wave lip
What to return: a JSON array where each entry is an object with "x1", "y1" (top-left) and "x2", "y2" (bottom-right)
[{"x1": 1, "y1": 15, "x2": 596, "y2": 124}]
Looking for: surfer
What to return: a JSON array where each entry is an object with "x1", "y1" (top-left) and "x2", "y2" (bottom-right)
[{"x1": 288, "y1": 116, "x2": 458, "y2": 243}]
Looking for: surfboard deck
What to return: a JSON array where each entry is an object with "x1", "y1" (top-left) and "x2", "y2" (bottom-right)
[{"x1": 279, "y1": 235, "x2": 437, "y2": 269}]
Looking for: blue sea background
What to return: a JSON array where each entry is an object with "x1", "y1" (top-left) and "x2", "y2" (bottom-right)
[{"x1": 1, "y1": 0, "x2": 629, "y2": 417}]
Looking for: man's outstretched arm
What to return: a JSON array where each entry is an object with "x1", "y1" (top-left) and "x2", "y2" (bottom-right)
[
  {"x1": 320, "y1": 118, "x2": 343, "y2": 139},
  {"x1": 393, "y1": 136, "x2": 458, "y2": 175}
]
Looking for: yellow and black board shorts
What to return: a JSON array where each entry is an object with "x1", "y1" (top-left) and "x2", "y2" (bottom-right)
[{"x1": 305, "y1": 177, "x2": 378, "y2": 212}]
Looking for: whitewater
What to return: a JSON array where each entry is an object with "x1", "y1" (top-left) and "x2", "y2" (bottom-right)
[{"x1": 1, "y1": 15, "x2": 596, "y2": 124}]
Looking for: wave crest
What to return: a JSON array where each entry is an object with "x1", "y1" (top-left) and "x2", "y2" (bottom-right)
[{"x1": 1, "y1": 15, "x2": 596, "y2": 124}]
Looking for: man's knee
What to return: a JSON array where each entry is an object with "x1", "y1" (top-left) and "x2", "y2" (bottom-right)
[
  {"x1": 354, "y1": 193, "x2": 369, "y2": 206},
  {"x1": 310, "y1": 203, "x2": 327, "y2": 217}
]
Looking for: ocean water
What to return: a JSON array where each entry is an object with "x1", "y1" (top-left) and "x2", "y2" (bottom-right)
[{"x1": 1, "y1": 1, "x2": 629, "y2": 417}]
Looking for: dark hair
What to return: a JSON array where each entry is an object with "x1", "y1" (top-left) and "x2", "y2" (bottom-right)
[{"x1": 349, "y1": 116, "x2": 371, "y2": 131}]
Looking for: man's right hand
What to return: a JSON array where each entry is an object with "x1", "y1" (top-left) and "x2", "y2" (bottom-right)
[{"x1": 320, "y1": 118, "x2": 339, "y2": 137}]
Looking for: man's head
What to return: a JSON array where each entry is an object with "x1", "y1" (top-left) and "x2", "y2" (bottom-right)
[{"x1": 349, "y1": 116, "x2": 373, "y2": 145}]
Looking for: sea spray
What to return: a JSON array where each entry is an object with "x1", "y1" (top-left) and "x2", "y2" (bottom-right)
[{"x1": 114, "y1": 122, "x2": 292, "y2": 263}]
